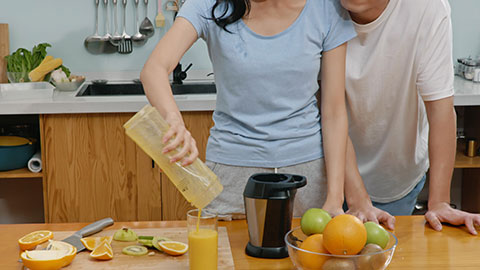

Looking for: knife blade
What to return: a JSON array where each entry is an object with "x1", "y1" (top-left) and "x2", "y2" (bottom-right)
[{"x1": 61, "y1": 218, "x2": 114, "y2": 253}]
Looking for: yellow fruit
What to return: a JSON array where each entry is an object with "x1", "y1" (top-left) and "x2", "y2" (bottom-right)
[
  {"x1": 18, "y1": 230, "x2": 54, "y2": 250},
  {"x1": 158, "y1": 241, "x2": 188, "y2": 256},
  {"x1": 20, "y1": 246, "x2": 77, "y2": 270},
  {"x1": 29, "y1": 57, "x2": 62, "y2": 82},
  {"x1": 90, "y1": 240, "x2": 113, "y2": 260},
  {"x1": 80, "y1": 236, "x2": 113, "y2": 251}
]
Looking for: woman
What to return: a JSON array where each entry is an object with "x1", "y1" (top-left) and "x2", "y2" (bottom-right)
[{"x1": 141, "y1": 0, "x2": 356, "y2": 218}]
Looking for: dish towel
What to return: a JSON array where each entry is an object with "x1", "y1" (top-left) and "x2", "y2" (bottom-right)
[{"x1": 27, "y1": 151, "x2": 42, "y2": 173}]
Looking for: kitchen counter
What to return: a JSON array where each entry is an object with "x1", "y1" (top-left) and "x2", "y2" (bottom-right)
[
  {"x1": 0, "y1": 75, "x2": 479, "y2": 115},
  {"x1": 0, "y1": 216, "x2": 479, "y2": 269}
]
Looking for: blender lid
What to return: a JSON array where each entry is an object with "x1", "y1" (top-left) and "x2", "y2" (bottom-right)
[{"x1": 243, "y1": 173, "x2": 307, "y2": 199}]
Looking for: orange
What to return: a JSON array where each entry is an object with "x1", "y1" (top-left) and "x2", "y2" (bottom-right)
[
  {"x1": 89, "y1": 240, "x2": 113, "y2": 260},
  {"x1": 297, "y1": 234, "x2": 329, "y2": 270},
  {"x1": 322, "y1": 214, "x2": 367, "y2": 255},
  {"x1": 158, "y1": 241, "x2": 188, "y2": 256},
  {"x1": 18, "y1": 230, "x2": 54, "y2": 250},
  {"x1": 80, "y1": 236, "x2": 113, "y2": 251},
  {"x1": 20, "y1": 246, "x2": 77, "y2": 270}
]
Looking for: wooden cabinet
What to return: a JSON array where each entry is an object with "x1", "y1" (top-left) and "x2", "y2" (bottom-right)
[
  {"x1": 41, "y1": 111, "x2": 213, "y2": 223},
  {"x1": 457, "y1": 107, "x2": 480, "y2": 212},
  {"x1": 42, "y1": 113, "x2": 162, "y2": 223}
]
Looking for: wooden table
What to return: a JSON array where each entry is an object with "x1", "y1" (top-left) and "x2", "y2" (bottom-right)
[{"x1": 1, "y1": 216, "x2": 479, "y2": 269}]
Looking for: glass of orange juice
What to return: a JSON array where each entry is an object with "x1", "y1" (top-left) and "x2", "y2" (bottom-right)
[{"x1": 187, "y1": 209, "x2": 218, "y2": 270}]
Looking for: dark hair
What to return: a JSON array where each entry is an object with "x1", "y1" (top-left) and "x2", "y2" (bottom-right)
[{"x1": 211, "y1": 0, "x2": 250, "y2": 32}]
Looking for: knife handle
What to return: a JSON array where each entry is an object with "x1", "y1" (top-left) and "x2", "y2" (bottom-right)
[{"x1": 76, "y1": 218, "x2": 114, "y2": 237}]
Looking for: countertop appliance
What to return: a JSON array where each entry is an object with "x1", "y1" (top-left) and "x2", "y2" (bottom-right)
[{"x1": 243, "y1": 173, "x2": 306, "y2": 258}]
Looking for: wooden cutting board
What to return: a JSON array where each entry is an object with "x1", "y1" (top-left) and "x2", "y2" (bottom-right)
[
  {"x1": 45, "y1": 227, "x2": 235, "y2": 270},
  {"x1": 0, "y1": 24, "x2": 8, "y2": 83}
]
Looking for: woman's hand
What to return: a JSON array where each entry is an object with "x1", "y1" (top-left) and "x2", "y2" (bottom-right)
[
  {"x1": 162, "y1": 113, "x2": 199, "y2": 166},
  {"x1": 322, "y1": 200, "x2": 345, "y2": 218}
]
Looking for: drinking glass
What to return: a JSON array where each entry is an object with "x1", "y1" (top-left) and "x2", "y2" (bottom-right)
[{"x1": 187, "y1": 209, "x2": 218, "y2": 270}]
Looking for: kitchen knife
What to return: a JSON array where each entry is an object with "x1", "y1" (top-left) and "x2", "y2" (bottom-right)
[{"x1": 61, "y1": 217, "x2": 114, "y2": 253}]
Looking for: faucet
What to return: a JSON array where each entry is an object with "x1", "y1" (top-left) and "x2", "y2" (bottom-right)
[{"x1": 172, "y1": 63, "x2": 193, "y2": 84}]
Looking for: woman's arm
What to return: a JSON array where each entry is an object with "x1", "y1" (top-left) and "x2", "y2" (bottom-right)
[
  {"x1": 140, "y1": 18, "x2": 199, "y2": 166},
  {"x1": 319, "y1": 43, "x2": 348, "y2": 216}
]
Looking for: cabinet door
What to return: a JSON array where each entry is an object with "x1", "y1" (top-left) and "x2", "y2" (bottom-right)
[
  {"x1": 161, "y1": 111, "x2": 214, "y2": 220},
  {"x1": 42, "y1": 113, "x2": 162, "y2": 223}
]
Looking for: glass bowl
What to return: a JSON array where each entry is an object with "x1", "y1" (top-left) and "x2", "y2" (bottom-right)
[
  {"x1": 285, "y1": 226, "x2": 397, "y2": 270},
  {"x1": 6, "y1": 72, "x2": 30, "y2": 83},
  {"x1": 51, "y1": 77, "x2": 86, "y2": 91}
]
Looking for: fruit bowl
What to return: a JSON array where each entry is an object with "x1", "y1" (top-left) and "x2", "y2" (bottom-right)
[{"x1": 285, "y1": 226, "x2": 397, "y2": 270}]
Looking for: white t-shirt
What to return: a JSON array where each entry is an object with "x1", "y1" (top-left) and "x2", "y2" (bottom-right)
[{"x1": 346, "y1": 0, "x2": 454, "y2": 203}]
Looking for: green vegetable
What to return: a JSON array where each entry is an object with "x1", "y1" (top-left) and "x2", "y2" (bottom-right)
[
  {"x1": 4, "y1": 43, "x2": 70, "y2": 82},
  {"x1": 138, "y1": 236, "x2": 154, "y2": 247}
]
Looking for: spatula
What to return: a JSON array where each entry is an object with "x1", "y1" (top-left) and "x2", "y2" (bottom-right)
[{"x1": 155, "y1": 0, "x2": 165, "y2": 27}]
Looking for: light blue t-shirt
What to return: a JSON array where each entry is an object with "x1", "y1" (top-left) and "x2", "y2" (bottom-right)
[{"x1": 178, "y1": 0, "x2": 356, "y2": 167}]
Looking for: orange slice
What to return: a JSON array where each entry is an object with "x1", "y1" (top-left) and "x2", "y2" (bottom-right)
[
  {"x1": 20, "y1": 246, "x2": 77, "y2": 270},
  {"x1": 18, "y1": 230, "x2": 54, "y2": 250},
  {"x1": 90, "y1": 240, "x2": 113, "y2": 260},
  {"x1": 158, "y1": 241, "x2": 188, "y2": 256},
  {"x1": 80, "y1": 236, "x2": 113, "y2": 251}
]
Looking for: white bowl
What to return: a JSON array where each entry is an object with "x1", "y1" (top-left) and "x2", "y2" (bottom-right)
[{"x1": 51, "y1": 78, "x2": 85, "y2": 91}]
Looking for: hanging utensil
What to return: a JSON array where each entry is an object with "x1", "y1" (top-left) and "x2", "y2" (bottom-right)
[
  {"x1": 139, "y1": 0, "x2": 155, "y2": 37},
  {"x1": 111, "y1": 0, "x2": 123, "y2": 45},
  {"x1": 119, "y1": 0, "x2": 133, "y2": 54},
  {"x1": 155, "y1": 0, "x2": 165, "y2": 27},
  {"x1": 101, "y1": 0, "x2": 117, "y2": 53},
  {"x1": 84, "y1": 0, "x2": 105, "y2": 54},
  {"x1": 132, "y1": 0, "x2": 147, "y2": 46}
]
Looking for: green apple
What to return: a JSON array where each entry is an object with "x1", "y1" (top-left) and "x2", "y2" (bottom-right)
[
  {"x1": 364, "y1": 222, "x2": 389, "y2": 249},
  {"x1": 300, "y1": 208, "x2": 332, "y2": 236}
]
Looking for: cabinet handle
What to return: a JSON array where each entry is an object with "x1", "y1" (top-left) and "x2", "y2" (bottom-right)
[{"x1": 152, "y1": 159, "x2": 155, "y2": 168}]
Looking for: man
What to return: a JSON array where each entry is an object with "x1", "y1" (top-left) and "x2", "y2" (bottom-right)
[{"x1": 340, "y1": 0, "x2": 480, "y2": 234}]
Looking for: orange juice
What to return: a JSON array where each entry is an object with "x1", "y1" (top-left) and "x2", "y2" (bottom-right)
[{"x1": 188, "y1": 228, "x2": 218, "y2": 270}]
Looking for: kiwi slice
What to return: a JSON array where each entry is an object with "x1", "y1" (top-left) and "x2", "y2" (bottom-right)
[
  {"x1": 122, "y1": 245, "x2": 148, "y2": 256},
  {"x1": 152, "y1": 236, "x2": 171, "y2": 252}
]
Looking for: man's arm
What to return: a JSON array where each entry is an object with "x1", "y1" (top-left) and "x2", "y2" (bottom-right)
[
  {"x1": 424, "y1": 96, "x2": 480, "y2": 235},
  {"x1": 344, "y1": 137, "x2": 395, "y2": 230}
]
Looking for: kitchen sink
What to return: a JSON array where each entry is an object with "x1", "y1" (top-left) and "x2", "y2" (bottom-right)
[{"x1": 76, "y1": 82, "x2": 216, "y2": 96}]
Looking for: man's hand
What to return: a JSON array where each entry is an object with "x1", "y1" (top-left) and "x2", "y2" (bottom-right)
[
  {"x1": 425, "y1": 202, "x2": 480, "y2": 235},
  {"x1": 346, "y1": 203, "x2": 395, "y2": 230}
]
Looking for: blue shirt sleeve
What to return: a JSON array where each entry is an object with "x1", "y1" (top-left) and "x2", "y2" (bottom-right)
[
  {"x1": 177, "y1": 0, "x2": 214, "y2": 40},
  {"x1": 322, "y1": 0, "x2": 357, "y2": 51}
]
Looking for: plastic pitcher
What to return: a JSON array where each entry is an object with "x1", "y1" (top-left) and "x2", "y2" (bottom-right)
[{"x1": 123, "y1": 105, "x2": 223, "y2": 209}]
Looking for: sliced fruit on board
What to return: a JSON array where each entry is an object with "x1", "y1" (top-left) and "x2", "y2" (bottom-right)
[
  {"x1": 21, "y1": 246, "x2": 77, "y2": 270},
  {"x1": 152, "y1": 236, "x2": 171, "y2": 252},
  {"x1": 158, "y1": 241, "x2": 188, "y2": 256},
  {"x1": 122, "y1": 245, "x2": 148, "y2": 256},
  {"x1": 89, "y1": 240, "x2": 113, "y2": 261},
  {"x1": 80, "y1": 236, "x2": 113, "y2": 251},
  {"x1": 18, "y1": 230, "x2": 54, "y2": 250},
  {"x1": 113, "y1": 228, "x2": 137, "y2": 242}
]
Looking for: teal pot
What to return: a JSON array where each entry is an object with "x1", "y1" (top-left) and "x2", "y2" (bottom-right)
[{"x1": 0, "y1": 136, "x2": 35, "y2": 171}]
